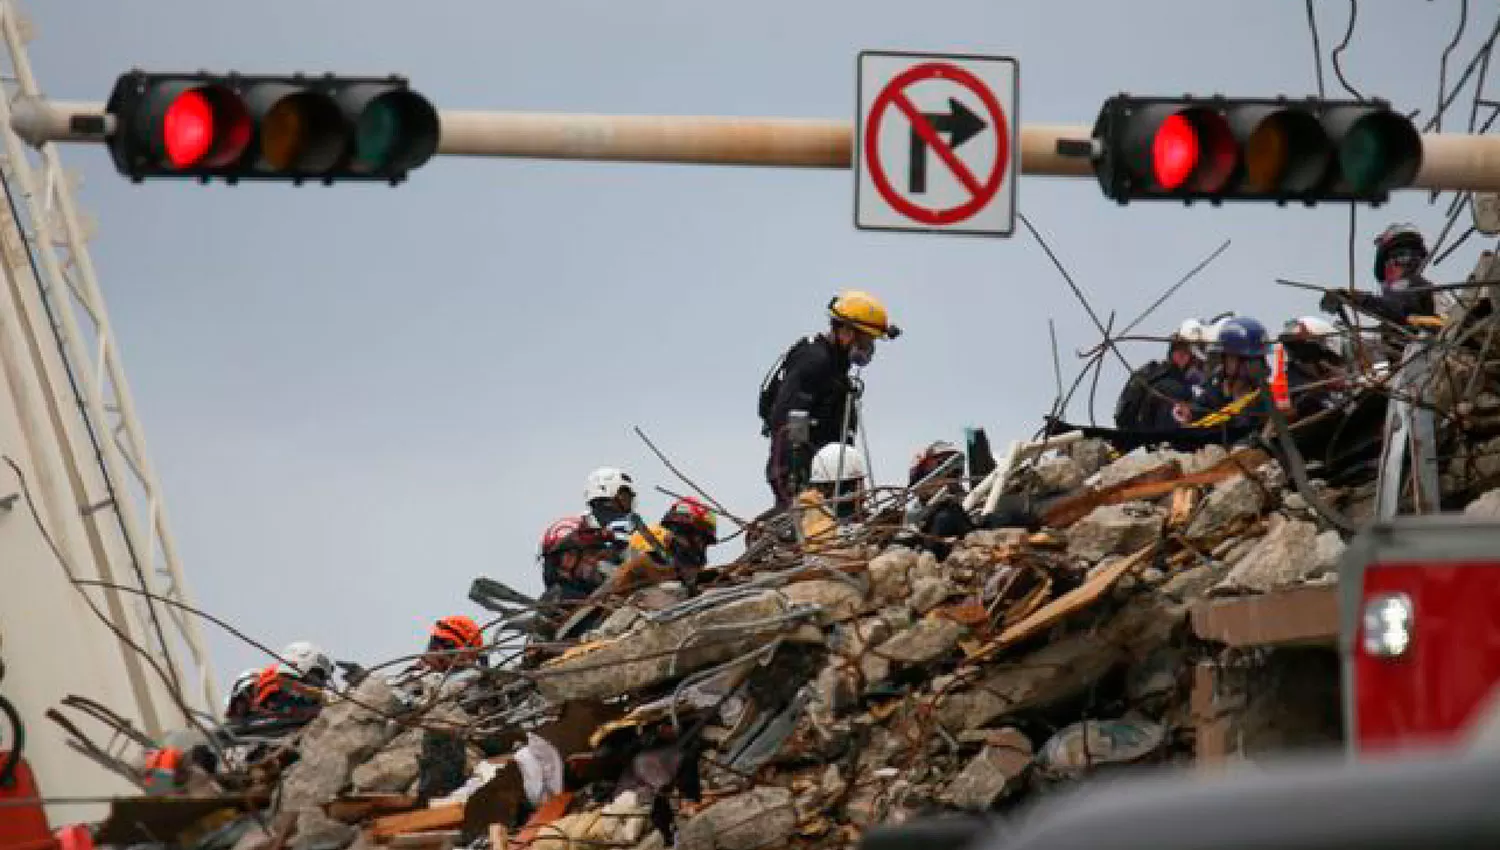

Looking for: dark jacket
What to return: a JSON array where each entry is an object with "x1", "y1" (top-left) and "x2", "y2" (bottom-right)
[
  {"x1": 764, "y1": 334, "x2": 859, "y2": 507},
  {"x1": 768, "y1": 334, "x2": 859, "y2": 446},
  {"x1": 588, "y1": 502, "x2": 641, "y2": 562},
  {"x1": 1116, "y1": 360, "x2": 1198, "y2": 432}
]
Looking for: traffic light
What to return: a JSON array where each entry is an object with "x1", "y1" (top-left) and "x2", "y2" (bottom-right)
[
  {"x1": 104, "y1": 71, "x2": 440, "y2": 185},
  {"x1": 1089, "y1": 95, "x2": 1422, "y2": 205}
]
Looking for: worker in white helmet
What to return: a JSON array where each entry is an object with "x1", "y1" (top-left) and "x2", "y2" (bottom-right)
[
  {"x1": 1115, "y1": 318, "x2": 1212, "y2": 431},
  {"x1": 1278, "y1": 316, "x2": 1353, "y2": 420},
  {"x1": 583, "y1": 466, "x2": 645, "y2": 564},
  {"x1": 807, "y1": 442, "x2": 869, "y2": 523}
]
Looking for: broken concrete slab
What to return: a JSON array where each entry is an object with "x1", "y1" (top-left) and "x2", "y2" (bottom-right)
[
  {"x1": 875, "y1": 618, "x2": 965, "y2": 667},
  {"x1": 1067, "y1": 438, "x2": 1114, "y2": 477},
  {"x1": 1095, "y1": 451, "x2": 1184, "y2": 489},
  {"x1": 1067, "y1": 502, "x2": 1164, "y2": 561},
  {"x1": 1183, "y1": 475, "x2": 1265, "y2": 543},
  {"x1": 909, "y1": 576, "x2": 956, "y2": 614},
  {"x1": 1465, "y1": 488, "x2": 1500, "y2": 518},
  {"x1": 536, "y1": 590, "x2": 805, "y2": 701},
  {"x1": 867, "y1": 547, "x2": 920, "y2": 605},
  {"x1": 1217, "y1": 514, "x2": 1324, "y2": 594},
  {"x1": 678, "y1": 786, "x2": 796, "y2": 850},
  {"x1": 1032, "y1": 455, "x2": 1085, "y2": 494},
  {"x1": 280, "y1": 677, "x2": 403, "y2": 850},
  {"x1": 782, "y1": 579, "x2": 863, "y2": 624},
  {"x1": 350, "y1": 727, "x2": 422, "y2": 793},
  {"x1": 941, "y1": 729, "x2": 1032, "y2": 810}
]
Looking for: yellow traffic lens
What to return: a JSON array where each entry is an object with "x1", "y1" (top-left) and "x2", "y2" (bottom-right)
[
  {"x1": 258, "y1": 93, "x2": 344, "y2": 174},
  {"x1": 261, "y1": 99, "x2": 305, "y2": 171},
  {"x1": 1243, "y1": 110, "x2": 1328, "y2": 194},
  {"x1": 1244, "y1": 123, "x2": 1289, "y2": 192}
]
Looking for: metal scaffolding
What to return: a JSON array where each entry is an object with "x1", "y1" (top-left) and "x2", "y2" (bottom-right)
[{"x1": 0, "y1": 0, "x2": 216, "y2": 715}]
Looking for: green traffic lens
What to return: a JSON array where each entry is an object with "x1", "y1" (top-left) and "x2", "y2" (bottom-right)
[
  {"x1": 1340, "y1": 124, "x2": 1385, "y2": 192},
  {"x1": 1338, "y1": 112, "x2": 1421, "y2": 193},
  {"x1": 354, "y1": 100, "x2": 401, "y2": 171}
]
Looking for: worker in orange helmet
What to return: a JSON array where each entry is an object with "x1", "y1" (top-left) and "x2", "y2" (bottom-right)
[
  {"x1": 248, "y1": 641, "x2": 331, "y2": 725},
  {"x1": 424, "y1": 615, "x2": 487, "y2": 672}
]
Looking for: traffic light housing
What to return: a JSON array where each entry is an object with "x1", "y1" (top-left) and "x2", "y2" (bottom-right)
[
  {"x1": 104, "y1": 71, "x2": 440, "y2": 185},
  {"x1": 1090, "y1": 95, "x2": 1422, "y2": 205}
]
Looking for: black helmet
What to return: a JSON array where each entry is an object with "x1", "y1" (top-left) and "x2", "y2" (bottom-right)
[{"x1": 1373, "y1": 224, "x2": 1427, "y2": 283}]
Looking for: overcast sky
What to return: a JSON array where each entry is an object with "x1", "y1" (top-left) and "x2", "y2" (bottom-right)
[{"x1": 23, "y1": 0, "x2": 1498, "y2": 684}]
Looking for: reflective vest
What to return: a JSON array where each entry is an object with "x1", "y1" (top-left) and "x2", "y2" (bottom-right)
[{"x1": 142, "y1": 747, "x2": 183, "y2": 795}]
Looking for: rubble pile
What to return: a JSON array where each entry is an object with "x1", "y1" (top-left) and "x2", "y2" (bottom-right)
[
  {"x1": 73, "y1": 251, "x2": 1500, "y2": 850},
  {"x1": 219, "y1": 439, "x2": 1426, "y2": 850}
]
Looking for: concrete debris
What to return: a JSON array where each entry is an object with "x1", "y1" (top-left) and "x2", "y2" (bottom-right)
[
  {"x1": 150, "y1": 353, "x2": 1500, "y2": 850},
  {"x1": 874, "y1": 617, "x2": 965, "y2": 667},
  {"x1": 1217, "y1": 514, "x2": 1325, "y2": 594},
  {"x1": 940, "y1": 729, "x2": 1032, "y2": 809},
  {"x1": 678, "y1": 787, "x2": 797, "y2": 850},
  {"x1": 1067, "y1": 502, "x2": 1164, "y2": 561},
  {"x1": 1465, "y1": 487, "x2": 1500, "y2": 518},
  {"x1": 1183, "y1": 475, "x2": 1264, "y2": 543},
  {"x1": 1030, "y1": 455, "x2": 1085, "y2": 494}
]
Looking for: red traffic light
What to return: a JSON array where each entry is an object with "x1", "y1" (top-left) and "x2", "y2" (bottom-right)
[
  {"x1": 1148, "y1": 107, "x2": 1234, "y2": 192},
  {"x1": 152, "y1": 84, "x2": 251, "y2": 170},
  {"x1": 106, "y1": 71, "x2": 440, "y2": 184},
  {"x1": 1091, "y1": 94, "x2": 1422, "y2": 205}
]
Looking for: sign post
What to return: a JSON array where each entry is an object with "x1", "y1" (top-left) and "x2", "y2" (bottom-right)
[{"x1": 855, "y1": 50, "x2": 1019, "y2": 237}]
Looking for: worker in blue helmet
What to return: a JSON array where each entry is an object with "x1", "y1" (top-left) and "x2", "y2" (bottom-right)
[{"x1": 1195, "y1": 316, "x2": 1271, "y2": 434}]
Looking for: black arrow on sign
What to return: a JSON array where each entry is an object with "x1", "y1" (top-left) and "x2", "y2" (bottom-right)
[{"x1": 908, "y1": 98, "x2": 988, "y2": 194}]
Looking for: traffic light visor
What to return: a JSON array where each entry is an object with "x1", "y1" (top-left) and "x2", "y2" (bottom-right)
[
  {"x1": 1339, "y1": 111, "x2": 1422, "y2": 193},
  {"x1": 160, "y1": 84, "x2": 250, "y2": 169},
  {"x1": 1151, "y1": 107, "x2": 1234, "y2": 192},
  {"x1": 350, "y1": 89, "x2": 439, "y2": 174}
]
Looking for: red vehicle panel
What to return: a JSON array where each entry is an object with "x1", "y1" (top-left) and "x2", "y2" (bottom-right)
[
  {"x1": 1355, "y1": 562, "x2": 1500, "y2": 752},
  {"x1": 1339, "y1": 516, "x2": 1500, "y2": 756}
]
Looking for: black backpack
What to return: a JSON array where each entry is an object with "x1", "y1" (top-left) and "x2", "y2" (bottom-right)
[
  {"x1": 1114, "y1": 360, "x2": 1173, "y2": 431},
  {"x1": 758, "y1": 335, "x2": 818, "y2": 435}
]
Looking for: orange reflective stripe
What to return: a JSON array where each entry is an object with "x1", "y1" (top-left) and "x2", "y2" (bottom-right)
[
  {"x1": 1271, "y1": 343, "x2": 1291, "y2": 411},
  {"x1": 144, "y1": 748, "x2": 181, "y2": 772}
]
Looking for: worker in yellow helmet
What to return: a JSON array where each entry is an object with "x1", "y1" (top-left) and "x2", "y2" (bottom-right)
[{"x1": 757, "y1": 291, "x2": 901, "y2": 510}]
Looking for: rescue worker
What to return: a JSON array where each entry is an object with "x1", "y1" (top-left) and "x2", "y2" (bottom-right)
[
  {"x1": 619, "y1": 497, "x2": 719, "y2": 593},
  {"x1": 1196, "y1": 316, "x2": 1271, "y2": 436},
  {"x1": 223, "y1": 667, "x2": 260, "y2": 724},
  {"x1": 1114, "y1": 318, "x2": 1211, "y2": 432},
  {"x1": 538, "y1": 514, "x2": 614, "y2": 605},
  {"x1": 584, "y1": 467, "x2": 644, "y2": 563},
  {"x1": 904, "y1": 440, "x2": 973, "y2": 560},
  {"x1": 760, "y1": 291, "x2": 901, "y2": 510},
  {"x1": 139, "y1": 729, "x2": 219, "y2": 796},
  {"x1": 249, "y1": 641, "x2": 333, "y2": 724},
  {"x1": 1277, "y1": 316, "x2": 1351, "y2": 421},
  {"x1": 423, "y1": 615, "x2": 487, "y2": 673},
  {"x1": 803, "y1": 443, "x2": 870, "y2": 532},
  {"x1": 1321, "y1": 225, "x2": 1438, "y2": 356}
]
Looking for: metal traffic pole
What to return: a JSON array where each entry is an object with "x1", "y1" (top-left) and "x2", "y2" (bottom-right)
[{"x1": 12, "y1": 97, "x2": 1500, "y2": 190}]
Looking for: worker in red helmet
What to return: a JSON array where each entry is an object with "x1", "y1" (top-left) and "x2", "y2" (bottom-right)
[
  {"x1": 538, "y1": 514, "x2": 614, "y2": 604},
  {"x1": 424, "y1": 615, "x2": 486, "y2": 672},
  {"x1": 615, "y1": 497, "x2": 720, "y2": 594},
  {"x1": 902, "y1": 441, "x2": 974, "y2": 561}
]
